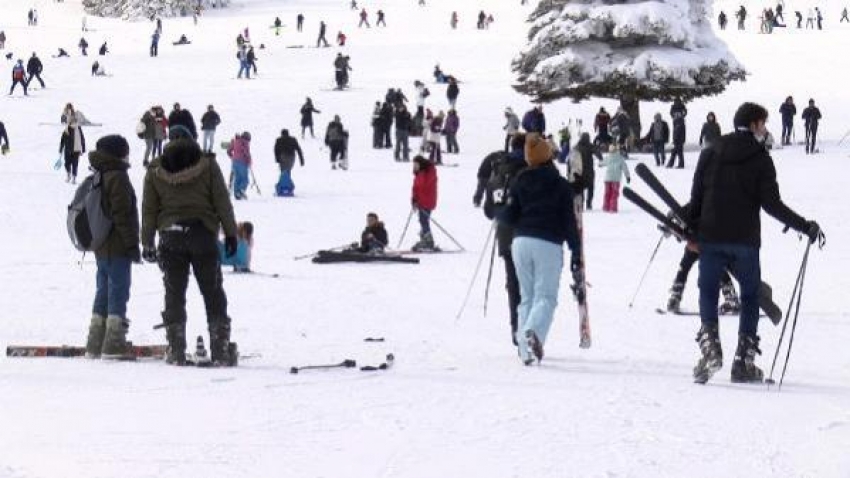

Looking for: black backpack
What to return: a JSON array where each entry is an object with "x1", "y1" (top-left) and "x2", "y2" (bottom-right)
[
  {"x1": 483, "y1": 151, "x2": 524, "y2": 219},
  {"x1": 67, "y1": 171, "x2": 113, "y2": 252}
]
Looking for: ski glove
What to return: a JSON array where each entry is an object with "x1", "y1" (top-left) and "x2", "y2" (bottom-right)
[
  {"x1": 804, "y1": 220, "x2": 825, "y2": 245},
  {"x1": 142, "y1": 246, "x2": 158, "y2": 263},
  {"x1": 225, "y1": 236, "x2": 238, "y2": 258}
]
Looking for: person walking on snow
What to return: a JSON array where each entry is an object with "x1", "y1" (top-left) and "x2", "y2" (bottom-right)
[
  {"x1": 59, "y1": 121, "x2": 86, "y2": 183},
  {"x1": 503, "y1": 107, "x2": 520, "y2": 151},
  {"x1": 841, "y1": 7, "x2": 849, "y2": 23},
  {"x1": 317, "y1": 21, "x2": 329, "y2": 47},
  {"x1": 324, "y1": 115, "x2": 348, "y2": 170},
  {"x1": 359, "y1": 8, "x2": 371, "y2": 28},
  {"x1": 200, "y1": 105, "x2": 221, "y2": 153},
  {"x1": 150, "y1": 31, "x2": 160, "y2": 57},
  {"x1": 300, "y1": 98, "x2": 320, "y2": 138},
  {"x1": 446, "y1": 77, "x2": 459, "y2": 108},
  {"x1": 274, "y1": 129, "x2": 304, "y2": 197},
  {"x1": 83, "y1": 135, "x2": 140, "y2": 360},
  {"x1": 236, "y1": 45, "x2": 250, "y2": 79},
  {"x1": 600, "y1": 142, "x2": 631, "y2": 213},
  {"x1": 644, "y1": 113, "x2": 670, "y2": 166},
  {"x1": 779, "y1": 96, "x2": 796, "y2": 146},
  {"x1": 377, "y1": 10, "x2": 386, "y2": 27},
  {"x1": 801, "y1": 98, "x2": 821, "y2": 154},
  {"x1": 26, "y1": 52, "x2": 45, "y2": 89},
  {"x1": 226, "y1": 131, "x2": 252, "y2": 200},
  {"x1": 9, "y1": 60, "x2": 28, "y2": 96}
]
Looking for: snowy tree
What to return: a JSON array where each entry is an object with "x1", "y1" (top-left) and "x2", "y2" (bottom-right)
[
  {"x1": 83, "y1": 0, "x2": 230, "y2": 20},
  {"x1": 513, "y1": 0, "x2": 745, "y2": 136}
]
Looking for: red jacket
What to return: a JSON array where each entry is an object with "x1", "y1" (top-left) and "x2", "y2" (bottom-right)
[{"x1": 412, "y1": 164, "x2": 438, "y2": 210}]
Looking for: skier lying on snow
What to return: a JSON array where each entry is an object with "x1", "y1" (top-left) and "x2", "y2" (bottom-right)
[
  {"x1": 219, "y1": 221, "x2": 253, "y2": 272},
  {"x1": 347, "y1": 212, "x2": 388, "y2": 253}
]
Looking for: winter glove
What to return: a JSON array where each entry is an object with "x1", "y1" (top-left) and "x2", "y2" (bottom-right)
[
  {"x1": 142, "y1": 246, "x2": 158, "y2": 263},
  {"x1": 804, "y1": 220, "x2": 824, "y2": 245},
  {"x1": 570, "y1": 252, "x2": 582, "y2": 272},
  {"x1": 473, "y1": 194, "x2": 482, "y2": 208},
  {"x1": 225, "y1": 236, "x2": 238, "y2": 258},
  {"x1": 127, "y1": 246, "x2": 141, "y2": 264}
]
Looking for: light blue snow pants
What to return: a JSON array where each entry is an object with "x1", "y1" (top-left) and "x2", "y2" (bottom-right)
[{"x1": 512, "y1": 236, "x2": 564, "y2": 356}]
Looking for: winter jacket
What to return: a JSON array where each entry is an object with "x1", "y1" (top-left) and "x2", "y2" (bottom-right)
[
  {"x1": 141, "y1": 111, "x2": 157, "y2": 140},
  {"x1": 498, "y1": 162, "x2": 580, "y2": 252},
  {"x1": 395, "y1": 109, "x2": 413, "y2": 132},
  {"x1": 646, "y1": 120, "x2": 670, "y2": 144},
  {"x1": 88, "y1": 150, "x2": 140, "y2": 260},
  {"x1": 779, "y1": 102, "x2": 796, "y2": 123},
  {"x1": 412, "y1": 163, "x2": 438, "y2": 210},
  {"x1": 688, "y1": 130, "x2": 808, "y2": 247},
  {"x1": 699, "y1": 121, "x2": 721, "y2": 146},
  {"x1": 503, "y1": 111, "x2": 520, "y2": 134},
  {"x1": 26, "y1": 56, "x2": 42, "y2": 75},
  {"x1": 360, "y1": 223, "x2": 388, "y2": 250},
  {"x1": 416, "y1": 84, "x2": 429, "y2": 107},
  {"x1": 59, "y1": 125, "x2": 86, "y2": 159},
  {"x1": 443, "y1": 112, "x2": 459, "y2": 135},
  {"x1": 168, "y1": 109, "x2": 198, "y2": 139},
  {"x1": 379, "y1": 103, "x2": 394, "y2": 128},
  {"x1": 200, "y1": 111, "x2": 221, "y2": 131},
  {"x1": 670, "y1": 100, "x2": 688, "y2": 122},
  {"x1": 300, "y1": 103, "x2": 319, "y2": 126},
  {"x1": 427, "y1": 116, "x2": 443, "y2": 142},
  {"x1": 446, "y1": 82, "x2": 459, "y2": 101},
  {"x1": 601, "y1": 151, "x2": 631, "y2": 183},
  {"x1": 11, "y1": 64, "x2": 25, "y2": 81},
  {"x1": 476, "y1": 149, "x2": 525, "y2": 255},
  {"x1": 594, "y1": 112, "x2": 611, "y2": 132},
  {"x1": 0, "y1": 121, "x2": 9, "y2": 147},
  {"x1": 521, "y1": 109, "x2": 546, "y2": 133},
  {"x1": 141, "y1": 140, "x2": 237, "y2": 246},
  {"x1": 274, "y1": 133, "x2": 304, "y2": 170},
  {"x1": 154, "y1": 114, "x2": 168, "y2": 141},
  {"x1": 325, "y1": 120, "x2": 346, "y2": 145},
  {"x1": 571, "y1": 137, "x2": 601, "y2": 190},
  {"x1": 672, "y1": 120, "x2": 686, "y2": 145},
  {"x1": 801, "y1": 106, "x2": 821, "y2": 128},
  {"x1": 227, "y1": 136, "x2": 251, "y2": 165}
]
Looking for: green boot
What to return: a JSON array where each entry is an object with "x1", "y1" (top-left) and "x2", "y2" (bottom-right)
[
  {"x1": 85, "y1": 315, "x2": 106, "y2": 359},
  {"x1": 101, "y1": 315, "x2": 130, "y2": 359}
]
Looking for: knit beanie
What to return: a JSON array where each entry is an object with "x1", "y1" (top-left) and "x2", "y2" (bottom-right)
[
  {"x1": 524, "y1": 133, "x2": 552, "y2": 167},
  {"x1": 96, "y1": 134, "x2": 130, "y2": 159}
]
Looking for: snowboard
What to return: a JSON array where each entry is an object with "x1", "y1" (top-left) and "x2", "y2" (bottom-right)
[
  {"x1": 311, "y1": 250, "x2": 419, "y2": 264},
  {"x1": 6, "y1": 344, "x2": 167, "y2": 359},
  {"x1": 573, "y1": 195, "x2": 591, "y2": 348}
]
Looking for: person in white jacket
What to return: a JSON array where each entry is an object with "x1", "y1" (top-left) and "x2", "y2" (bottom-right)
[{"x1": 503, "y1": 107, "x2": 520, "y2": 152}]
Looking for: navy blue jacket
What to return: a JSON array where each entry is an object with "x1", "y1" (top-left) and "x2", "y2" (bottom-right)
[
  {"x1": 521, "y1": 109, "x2": 546, "y2": 134},
  {"x1": 498, "y1": 162, "x2": 581, "y2": 254}
]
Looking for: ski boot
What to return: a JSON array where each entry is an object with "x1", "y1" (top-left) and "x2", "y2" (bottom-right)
[
  {"x1": 730, "y1": 334, "x2": 764, "y2": 383},
  {"x1": 667, "y1": 282, "x2": 684, "y2": 313},
  {"x1": 84, "y1": 314, "x2": 106, "y2": 359},
  {"x1": 693, "y1": 325, "x2": 723, "y2": 384},
  {"x1": 526, "y1": 329, "x2": 544, "y2": 363},
  {"x1": 718, "y1": 281, "x2": 741, "y2": 315},
  {"x1": 209, "y1": 321, "x2": 238, "y2": 367},
  {"x1": 411, "y1": 232, "x2": 437, "y2": 252},
  {"x1": 758, "y1": 282, "x2": 783, "y2": 325},
  {"x1": 165, "y1": 322, "x2": 187, "y2": 366},
  {"x1": 101, "y1": 316, "x2": 130, "y2": 359}
]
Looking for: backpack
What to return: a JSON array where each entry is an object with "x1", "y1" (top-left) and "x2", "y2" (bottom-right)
[
  {"x1": 135, "y1": 120, "x2": 146, "y2": 139},
  {"x1": 483, "y1": 151, "x2": 524, "y2": 219},
  {"x1": 67, "y1": 171, "x2": 113, "y2": 252}
]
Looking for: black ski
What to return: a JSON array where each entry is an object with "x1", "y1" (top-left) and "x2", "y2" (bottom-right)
[
  {"x1": 623, "y1": 188, "x2": 692, "y2": 240},
  {"x1": 312, "y1": 250, "x2": 419, "y2": 264},
  {"x1": 290, "y1": 359, "x2": 357, "y2": 374},
  {"x1": 634, "y1": 163, "x2": 691, "y2": 227},
  {"x1": 359, "y1": 353, "x2": 394, "y2": 371}
]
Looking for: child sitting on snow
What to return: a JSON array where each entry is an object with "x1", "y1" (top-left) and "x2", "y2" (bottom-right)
[
  {"x1": 219, "y1": 221, "x2": 254, "y2": 272},
  {"x1": 351, "y1": 212, "x2": 388, "y2": 253}
]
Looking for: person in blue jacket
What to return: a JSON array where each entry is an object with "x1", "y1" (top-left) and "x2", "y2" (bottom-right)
[
  {"x1": 521, "y1": 105, "x2": 546, "y2": 134},
  {"x1": 219, "y1": 222, "x2": 253, "y2": 272}
]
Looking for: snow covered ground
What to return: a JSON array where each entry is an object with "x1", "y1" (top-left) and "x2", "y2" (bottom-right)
[{"x1": 0, "y1": 0, "x2": 848, "y2": 477}]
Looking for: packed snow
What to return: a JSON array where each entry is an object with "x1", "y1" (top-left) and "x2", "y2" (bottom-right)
[{"x1": 0, "y1": 0, "x2": 848, "y2": 477}]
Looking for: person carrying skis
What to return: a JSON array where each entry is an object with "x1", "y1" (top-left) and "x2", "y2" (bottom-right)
[
  {"x1": 141, "y1": 135, "x2": 238, "y2": 366},
  {"x1": 394, "y1": 104, "x2": 412, "y2": 162},
  {"x1": 687, "y1": 101, "x2": 823, "y2": 384},
  {"x1": 300, "y1": 97, "x2": 320, "y2": 138},
  {"x1": 200, "y1": 105, "x2": 221, "y2": 153},
  {"x1": 59, "y1": 120, "x2": 86, "y2": 183},
  {"x1": 83, "y1": 135, "x2": 140, "y2": 359},
  {"x1": 801, "y1": 98, "x2": 821, "y2": 154},
  {"x1": 226, "y1": 131, "x2": 252, "y2": 200},
  {"x1": 699, "y1": 112, "x2": 721, "y2": 150},
  {"x1": 473, "y1": 133, "x2": 528, "y2": 345},
  {"x1": 644, "y1": 113, "x2": 670, "y2": 166},
  {"x1": 9, "y1": 60, "x2": 27, "y2": 96},
  {"x1": 600, "y1": 143, "x2": 630, "y2": 213},
  {"x1": 26, "y1": 52, "x2": 45, "y2": 89},
  {"x1": 333, "y1": 53, "x2": 351, "y2": 89},
  {"x1": 497, "y1": 133, "x2": 581, "y2": 365},
  {"x1": 503, "y1": 107, "x2": 520, "y2": 151},
  {"x1": 354, "y1": 212, "x2": 388, "y2": 253},
  {"x1": 324, "y1": 115, "x2": 347, "y2": 170},
  {"x1": 274, "y1": 128, "x2": 304, "y2": 196},
  {"x1": 411, "y1": 155, "x2": 438, "y2": 251},
  {"x1": 779, "y1": 96, "x2": 796, "y2": 146}
]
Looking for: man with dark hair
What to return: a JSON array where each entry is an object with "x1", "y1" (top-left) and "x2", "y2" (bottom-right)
[
  {"x1": 168, "y1": 103, "x2": 198, "y2": 140},
  {"x1": 779, "y1": 96, "x2": 796, "y2": 146},
  {"x1": 801, "y1": 98, "x2": 821, "y2": 154},
  {"x1": 26, "y1": 52, "x2": 44, "y2": 88},
  {"x1": 688, "y1": 102, "x2": 823, "y2": 384},
  {"x1": 200, "y1": 104, "x2": 221, "y2": 153},
  {"x1": 274, "y1": 128, "x2": 304, "y2": 197}
]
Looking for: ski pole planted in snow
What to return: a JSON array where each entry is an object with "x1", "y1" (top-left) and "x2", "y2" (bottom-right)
[
  {"x1": 455, "y1": 221, "x2": 495, "y2": 320},
  {"x1": 628, "y1": 232, "x2": 666, "y2": 308},
  {"x1": 396, "y1": 207, "x2": 415, "y2": 249},
  {"x1": 429, "y1": 215, "x2": 465, "y2": 251}
]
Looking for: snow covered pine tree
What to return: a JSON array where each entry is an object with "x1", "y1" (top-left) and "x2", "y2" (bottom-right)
[
  {"x1": 82, "y1": 0, "x2": 229, "y2": 19},
  {"x1": 512, "y1": 0, "x2": 746, "y2": 137}
]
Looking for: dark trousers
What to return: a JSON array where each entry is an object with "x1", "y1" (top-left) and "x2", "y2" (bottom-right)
[
  {"x1": 329, "y1": 141, "x2": 344, "y2": 163},
  {"x1": 667, "y1": 142, "x2": 684, "y2": 168},
  {"x1": 805, "y1": 125, "x2": 818, "y2": 152},
  {"x1": 158, "y1": 226, "x2": 229, "y2": 327},
  {"x1": 653, "y1": 141, "x2": 666, "y2": 166},
  {"x1": 150, "y1": 43, "x2": 158, "y2": 57},
  {"x1": 418, "y1": 208, "x2": 431, "y2": 235},
  {"x1": 395, "y1": 129, "x2": 410, "y2": 161},
  {"x1": 382, "y1": 126, "x2": 392, "y2": 148},
  {"x1": 428, "y1": 141, "x2": 441, "y2": 164},
  {"x1": 781, "y1": 121, "x2": 793, "y2": 145},
  {"x1": 445, "y1": 132, "x2": 459, "y2": 153},
  {"x1": 698, "y1": 243, "x2": 760, "y2": 337},
  {"x1": 585, "y1": 174, "x2": 594, "y2": 209},
  {"x1": 26, "y1": 72, "x2": 44, "y2": 88},
  {"x1": 301, "y1": 124, "x2": 314, "y2": 138},
  {"x1": 64, "y1": 152, "x2": 80, "y2": 176},
  {"x1": 504, "y1": 134, "x2": 512, "y2": 152},
  {"x1": 503, "y1": 250, "x2": 521, "y2": 338},
  {"x1": 372, "y1": 126, "x2": 382, "y2": 148},
  {"x1": 9, "y1": 79, "x2": 27, "y2": 95}
]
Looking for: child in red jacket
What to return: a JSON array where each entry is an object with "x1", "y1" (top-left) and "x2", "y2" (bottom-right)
[{"x1": 411, "y1": 155, "x2": 438, "y2": 251}]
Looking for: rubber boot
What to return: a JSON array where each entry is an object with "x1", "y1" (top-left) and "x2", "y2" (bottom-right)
[
  {"x1": 85, "y1": 314, "x2": 106, "y2": 359},
  {"x1": 165, "y1": 323, "x2": 187, "y2": 366},
  {"x1": 731, "y1": 334, "x2": 764, "y2": 383},
  {"x1": 101, "y1": 315, "x2": 130, "y2": 359},
  {"x1": 693, "y1": 325, "x2": 723, "y2": 384}
]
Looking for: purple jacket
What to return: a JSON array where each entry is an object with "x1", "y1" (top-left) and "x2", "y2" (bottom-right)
[{"x1": 443, "y1": 113, "x2": 459, "y2": 134}]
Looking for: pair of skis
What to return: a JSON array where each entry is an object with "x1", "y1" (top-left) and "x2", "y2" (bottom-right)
[{"x1": 289, "y1": 354, "x2": 395, "y2": 374}]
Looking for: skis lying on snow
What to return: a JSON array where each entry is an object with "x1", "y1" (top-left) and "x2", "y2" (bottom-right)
[
  {"x1": 572, "y1": 195, "x2": 591, "y2": 349},
  {"x1": 289, "y1": 354, "x2": 395, "y2": 374},
  {"x1": 6, "y1": 344, "x2": 167, "y2": 359},
  {"x1": 311, "y1": 250, "x2": 419, "y2": 264}
]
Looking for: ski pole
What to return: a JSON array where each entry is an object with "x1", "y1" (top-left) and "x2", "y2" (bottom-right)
[
  {"x1": 482, "y1": 225, "x2": 498, "y2": 317},
  {"x1": 455, "y1": 222, "x2": 495, "y2": 320},
  {"x1": 249, "y1": 167, "x2": 262, "y2": 195},
  {"x1": 776, "y1": 243, "x2": 811, "y2": 389},
  {"x1": 838, "y1": 128, "x2": 850, "y2": 146},
  {"x1": 767, "y1": 241, "x2": 811, "y2": 389},
  {"x1": 396, "y1": 207, "x2": 415, "y2": 249},
  {"x1": 628, "y1": 231, "x2": 666, "y2": 308},
  {"x1": 429, "y1": 215, "x2": 466, "y2": 251}
]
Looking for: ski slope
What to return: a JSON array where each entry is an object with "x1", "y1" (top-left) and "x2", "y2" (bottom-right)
[{"x1": 0, "y1": 1, "x2": 848, "y2": 477}]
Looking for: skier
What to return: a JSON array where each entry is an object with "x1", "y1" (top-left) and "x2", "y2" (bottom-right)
[
  {"x1": 665, "y1": 242, "x2": 741, "y2": 315},
  {"x1": 668, "y1": 97, "x2": 687, "y2": 168},
  {"x1": 236, "y1": 45, "x2": 250, "y2": 79},
  {"x1": 359, "y1": 8, "x2": 370, "y2": 28},
  {"x1": 842, "y1": 7, "x2": 849, "y2": 23},
  {"x1": 0, "y1": 120, "x2": 9, "y2": 154},
  {"x1": 247, "y1": 46, "x2": 258, "y2": 75},
  {"x1": 200, "y1": 105, "x2": 221, "y2": 153},
  {"x1": 354, "y1": 213, "x2": 389, "y2": 253},
  {"x1": 699, "y1": 112, "x2": 721, "y2": 150},
  {"x1": 497, "y1": 133, "x2": 581, "y2": 365},
  {"x1": 425, "y1": 110, "x2": 444, "y2": 164},
  {"x1": 219, "y1": 222, "x2": 253, "y2": 273},
  {"x1": 317, "y1": 21, "x2": 329, "y2": 47},
  {"x1": 643, "y1": 113, "x2": 670, "y2": 166},
  {"x1": 521, "y1": 105, "x2": 546, "y2": 134},
  {"x1": 571, "y1": 132, "x2": 602, "y2": 209},
  {"x1": 9, "y1": 60, "x2": 28, "y2": 96},
  {"x1": 79, "y1": 37, "x2": 88, "y2": 56},
  {"x1": 324, "y1": 115, "x2": 347, "y2": 170},
  {"x1": 376, "y1": 10, "x2": 386, "y2": 27},
  {"x1": 779, "y1": 96, "x2": 796, "y2": 146},
  {"x1": 446, "y1": 77, "x2": 459, "y2": 108},
  {"x1": 25, "y1": 52, "x2": 45, "y2": 89},
  {"x1": 274, "y1": 129, "x2": 304, "y2": 197},
  {"x1": 300, "y1": 98, "x2": 320, "y2": 138},
  {"x1": 503, "y1": 107, "x2": 520, "y2": 151},
  {"x1": 333, "y1": 53, "x2": 351, "y2": 89},
  {"x1": 98, "y1": 42, "x2": 108, "y2": 56},
  {"x1": 444, "y1": 109, "x2": 460, "y2": 154},
  {"x1": 83, "y1": 135, "x2": 140, "y2": 360},
  {"x1": 593, "y1": 107, "x2": 612, "y2": 146},
  {"x1": 473, "y1": 134, "x2": 527, "y2": 344},
  {"x1": 141, "y1": 134, "x2": 238, "y2": 366},
  {"x1": 59, "y1": 121, "x2": 86, "y2": 183},
  {"x1": 226, "y1": 132, "x2": 252, "y2": 200},
  {"x1": 795, "y1": 10, "x2": 803, "y2": 28},
  {"x1": 168, "y1": 103, "x2": 197, "y2": 140},
  {"x1": 801, "y1": 98, "x2": 821, "y2": 154},
  {"x1": 600, "y1": 143, "x2": 630, "y2": 213},
  {"x1": 736, "y1": 5, "x2": 747, "y2": 29},
  {"x1": 296, "y1": 13, "x2": 304, "y2": 32},
  {"x1": 718, "y1": 11, "x2": 727, "y2": 29},
  {"x1": 150, "y1": 31, "x2": 160, "y2": 57},
  {"x1": 411, "y1": 155, "x2": 438, "y2": 251},
  {"x1": 394, "y1": 104, "x2": 412, "y2": 162},
  {"x1": 687, "y1": 101, "x2": 823, "y2": 384}
]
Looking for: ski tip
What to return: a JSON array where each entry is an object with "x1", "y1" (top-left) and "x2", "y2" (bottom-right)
[{"x1": 289, "y1": 366, "x2": 299, "y2": 374}]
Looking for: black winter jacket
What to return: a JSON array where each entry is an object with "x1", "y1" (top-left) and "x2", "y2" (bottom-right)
[
  {"x1": 26, "y1": 56, "x2": 42, "y2": 75},
  {"x1": 168, "y1": 109, "x2": 198, "y2": 139},
  {"x1": 688, "y1": 130, "x2": 808, "y2": 247},
  {"x1": 274, "y1": 134, "x2": 304, "y2": 168},
  {"x1": 699, "y1": 121, "x2": 721, "y2": 146},
  {"x1": 779, "y1": 102, "x2": 796, "y2": 123},
  {"x1": 200, "y1": 111, "x2": 221, "y2": 131}
]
